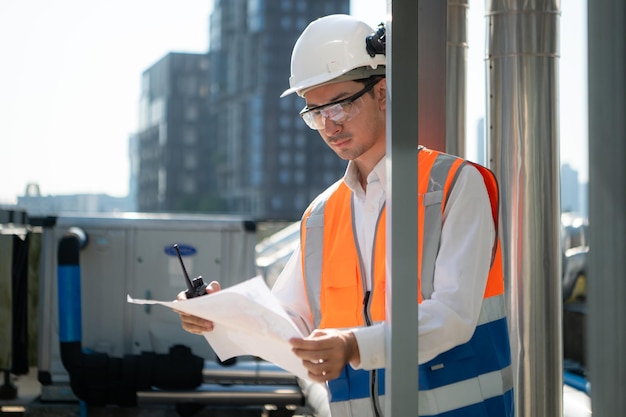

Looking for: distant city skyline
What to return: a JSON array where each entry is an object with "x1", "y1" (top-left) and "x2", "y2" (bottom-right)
[{"x1": 0, "y1": 0, "x2": 588, "y2": 204}]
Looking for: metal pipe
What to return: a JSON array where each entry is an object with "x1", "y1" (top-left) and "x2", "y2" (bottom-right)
[
  {"x1": 446, "y1": 0, "x2": 469, "y2": 156},
  {"x1": 137, "y1": 383, "x2": 303, "y2": 406},
  {"x1": 486, "y1": 1, "x2": 562, "y2": 416},
  {"x1": 202, "y1": 360, "x2": 298, "y2": 385}
]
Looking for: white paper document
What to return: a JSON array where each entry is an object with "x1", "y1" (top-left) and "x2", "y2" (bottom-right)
[{"x1": 127, "y1": 276, "x2": 309, "y2": 380}]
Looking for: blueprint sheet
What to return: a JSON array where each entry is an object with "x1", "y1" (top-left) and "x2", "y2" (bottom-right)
[{"x1": 128, "y1": 276, "x2": 309, "y2": 380}]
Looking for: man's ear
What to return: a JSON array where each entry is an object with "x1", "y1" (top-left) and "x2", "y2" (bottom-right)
[{"x1": 377, "y1": 78, "x2": 387, "y2": 110}]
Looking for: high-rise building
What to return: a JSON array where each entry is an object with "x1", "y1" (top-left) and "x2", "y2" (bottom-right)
[
  {"x1": 207, "y1": 0, "x2": 350, "y2": 220},
  {"x1": 135, "y1": 52, "x2": 216, "y2": 212}
]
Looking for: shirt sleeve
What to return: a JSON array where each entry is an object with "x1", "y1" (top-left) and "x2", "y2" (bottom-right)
[
  {"x1": 353, "y1": 165, "x2": 496, "y2": 369},
  {"x1": 270, "y1": 243, "x2": 315, "y2": 336}
]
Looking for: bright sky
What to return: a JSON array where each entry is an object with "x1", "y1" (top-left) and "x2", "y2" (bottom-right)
[{"x1": 0, "y1": 0, "x2": 587, "y2": 205}]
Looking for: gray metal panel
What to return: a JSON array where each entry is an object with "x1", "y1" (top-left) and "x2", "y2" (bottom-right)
[
  {"x1": 385, "y1": 0, "x2": 421, "y2": 414},
  {"x1": 587, "y1": 0, "x2": 626, "y2": 415},
  {"x1": 130, "y1": 227, "x2": 224, "y2": 359}
]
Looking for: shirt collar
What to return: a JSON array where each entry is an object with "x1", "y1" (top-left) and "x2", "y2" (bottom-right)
[{"x1": 344, "y1": 157, "x2": 387, "y2": 198}]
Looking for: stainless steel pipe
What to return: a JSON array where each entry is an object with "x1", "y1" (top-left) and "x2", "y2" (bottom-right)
[{"x1": 486, "y1": 1, "x2": 562, "y2": 416}]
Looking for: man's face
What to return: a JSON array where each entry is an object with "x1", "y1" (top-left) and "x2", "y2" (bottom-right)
[{"x1": 302, "y1": 79, "x2": 387, "y2": 164}]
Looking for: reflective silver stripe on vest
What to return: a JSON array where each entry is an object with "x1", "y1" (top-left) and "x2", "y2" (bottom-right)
[
  {"x1": 478, "y1": 293, "x2": 507, "y2": 325},
  {"x1": 330, "y1": 397, "x2": 380, "y2": 417},
  {"x1": 303, "y1": 183, "x2": 339, "y2": 328},
  {"x1": 417, "y1": 365, "x2": 513, "y2": 416},
  {"x1": 421, "y1": 154, "x2": 466, "y2": 300}
]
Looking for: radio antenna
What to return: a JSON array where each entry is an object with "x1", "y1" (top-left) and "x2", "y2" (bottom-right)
[{"x1": 173, "y1": 244, "x2": 194, "y2": 292}]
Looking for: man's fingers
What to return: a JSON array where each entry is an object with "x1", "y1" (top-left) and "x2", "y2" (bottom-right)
[
  {"x1": 179, "y1": 312, "x2": 214, "y2": 333},
  {"x1": 206, "y1": 281, "x2": 220, "y2": 294}
]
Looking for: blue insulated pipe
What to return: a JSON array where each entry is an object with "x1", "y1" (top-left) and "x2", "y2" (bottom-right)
[
  {"x1": 57, "y1": 229, "x2": 92, "y2": 402},
  {"x1": 57, "y1": 230, "x2": 84, "y2": 346}
]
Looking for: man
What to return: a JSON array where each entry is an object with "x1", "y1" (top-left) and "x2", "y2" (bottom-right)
[{"x1": 179, "y1": 14, "x2": 513, "y2": 417}]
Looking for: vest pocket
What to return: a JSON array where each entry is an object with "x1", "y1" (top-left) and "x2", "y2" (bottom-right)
[
  {"x1": 419, "y1": 342, "x2": 477, "y2": 390},
  {"x1": 322, "y1": 260, "x2": 362, "y2": 328},
  {"x1": 423, "y1": 190, "x2": 444, "y2": 207}
]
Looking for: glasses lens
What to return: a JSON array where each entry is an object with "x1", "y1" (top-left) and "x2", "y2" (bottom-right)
[
  {"x1": 301, "y1": 112, "x2": 315, "y2": 129},
  {"x1": 299, "y1": 79, "x2": 378, "y2": 130},
  {"x1": 301, "y1": 98, "x2": 362, "y2": 130}
]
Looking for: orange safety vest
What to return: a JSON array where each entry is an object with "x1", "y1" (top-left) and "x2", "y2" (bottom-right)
[
  {"x1": 299, "y1": 147, "x2": 513, "y2": 417},
  {"x1": 300, "y1": 147, "x2": 504, "y2": 328}
]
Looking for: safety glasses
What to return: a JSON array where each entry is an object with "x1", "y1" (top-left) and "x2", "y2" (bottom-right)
[{"x1": 299, "y1": 79, "x2": 378, "y2": 130}]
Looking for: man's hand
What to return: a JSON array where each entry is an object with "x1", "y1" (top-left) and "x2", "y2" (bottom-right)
[
  {"x1": 290, "y1": 329, "x2": 360, "y2": 383},
  {"x1": 176, "y1": 281, "x2": 220, "y2": 334}
]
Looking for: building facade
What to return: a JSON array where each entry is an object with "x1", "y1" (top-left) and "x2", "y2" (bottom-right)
[{"x1": 134, "y1": 0, "x2": 351, "y2": 220}]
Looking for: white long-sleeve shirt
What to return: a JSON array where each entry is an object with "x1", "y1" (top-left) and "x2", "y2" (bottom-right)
[{"x1": 271, "y1": 156, "x2": 495, "y2": 368}]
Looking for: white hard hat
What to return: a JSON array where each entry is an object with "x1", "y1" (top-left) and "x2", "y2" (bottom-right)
[{"x1": 281, "y1": 14, "x2": 386, "y2": 98}]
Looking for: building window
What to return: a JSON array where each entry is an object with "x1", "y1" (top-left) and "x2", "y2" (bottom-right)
[
  {"x1": 151, "y1": 98, "x2": 164, "y2": 125},
  {"x1": 294, "y1": 192, "x2": 306, "y2": 210},
  {"x1": 295, "y1": 133, "x2": 306, "y2": 148},
  {"x1": 280, "y1": 95, "x2": 292, "y2": 110},
  {"x1": 281, "y1": 16, "x2": 291, "y2": 30},
  {"x1": 294, "y1": 169, "x2": 305, "y2": 185},
  {"x1": 271, "y1": 196, "x2": 283, "y2": 210},
  {"x1": 181, "y1": 177, "x2": 196, "y2": 194},
  {"x1": 279, "y1": 115, "x2": 291, "y2": 129},
  {"x1": 183, "y1": 153, "x2": 197, "y2": 170},
  {"x1": 249, "y1": 152, "x2": 263, "y2": 186},
  {"x1": 294, "y1": 151, "x2": 305, "y2": 166},
  {"x1": 279, "y1": 151, "x2": 291, "y2": 166},
  {"x1": 296, "y1": 17, "x2": 307, "y2": 31},
  {"x1": 279, "y1": 133, "x2": 290, "y2": 147},
  {"x1": 324, "y1": 172, "x2": 338, "y2": 184},
  {"x1": 183, "y1": 128, "x2": 197, "y2": 145},
  {"x1": 185, "y1": 103, "x2": 198, "y2": 121},
  {"x1": 179, "y1": 76, "x2": 198, "y2": 96},
  {"x1": 248, "y1": 0, "x2": 264, "y2": 32},
  {"x1": 279, "y1": 170, "x2": 290, "y2": 184}
]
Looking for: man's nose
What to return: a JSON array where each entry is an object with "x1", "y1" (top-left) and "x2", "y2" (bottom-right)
[{"x1": 322, "y1": 116, "x2": 342, "y2": 135}]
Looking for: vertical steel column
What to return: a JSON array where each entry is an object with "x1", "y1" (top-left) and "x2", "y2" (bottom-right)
[
  {"x1": 486, "y1": 1, "x2": 562, "y2": 416},
  {"x1": 416, "y1": 0, "x2": 447, "y2": 152},
  {"x1": 385, "y1": 0, "x2": 419, "y2": 414},
  {"x1": 587, "y1": 1, "x2": 626, "y2": 415},
  {"x1": 446, "y1": 0, "x2": 469, "y2": 156}
]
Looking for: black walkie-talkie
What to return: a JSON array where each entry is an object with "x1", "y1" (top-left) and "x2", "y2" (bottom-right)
[{"x1": 173, "y1": 244, "x2": 208, "y2": 298}]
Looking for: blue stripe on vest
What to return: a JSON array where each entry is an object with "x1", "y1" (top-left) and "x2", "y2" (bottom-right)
[
  {"x1": 327, "y1": 318, "x2": 511, "y2": 402},
  {"x1": 328, "y1": 367, "x2": 386, "y2": 402},
  {"x1": 419, "y1": 317, "x2": 511, "y2": 390}
]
